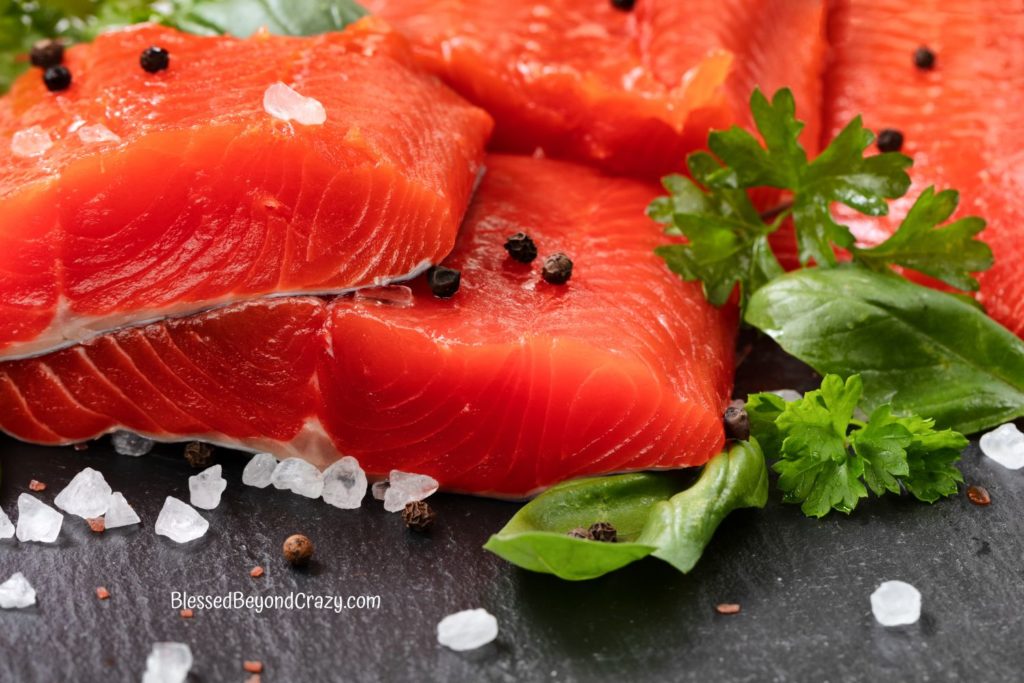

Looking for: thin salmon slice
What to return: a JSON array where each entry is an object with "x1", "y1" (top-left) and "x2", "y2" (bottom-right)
[
  {"x1": 364, "y1": 0, "x2": 826, "y2": 177},
  {"x1": 824, "y1": 0, "x2": 1024, "y2": 334},
  {"x1": 0, "y1": 18, "x2": 492, "y2": 361},
  {"x1": 0, "y1": 155, "x2": 737, "y2": 496}
]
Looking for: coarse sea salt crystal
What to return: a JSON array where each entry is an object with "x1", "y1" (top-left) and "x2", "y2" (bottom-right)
[
  {"x1": 242, "y1": 452, "x2": 277, "y2": 488},
  {"x1": 321, "y1": 456, "x2": 368, "y2": 509},
  {"x1": 0, "y1": 507, "x2": 14, "y2": 539},
  {"x1": 0, "y1": 572, "x2": 36, "y2": 609},
  {"x1": 979, "y1": 423, "x2": 1024, "y2": 470},
  {"x1": 105, "y1": 492, "x2": 141, "y2": 529},
  {"x1": 271, "y1": 458, "x2": 324, "y2": 498},
  {"x1": 154, "y1": 497, "x2": 208, "y2": 544},
  {"x1": 141, "y1": 642, "x2": 193, "y2": 683},
  {"x1": 383, "y1": 470, "x2": 439, "y2": 513},
  {"x1": 112, "y1": 431, "x2": 155, "y2": 457},
  {"x1": 11, "y1": 126, "x2": 53, "y2": 158},
  {"x1": 189, "y1": 464, "x2": 227, "y2": 510},
  {"x1": 437, "y1": 608, "x2": 499, "y2": 651},
  {"x1": 263, "y1": 82, "x2": 327, "y2": 126},
  {"x1": 871, "y1": 580, "x2": 921, "y2": 626},
  {"x1": 53, "y1": 467, "x2": 112, "y2": 519},
  {"x1": 16, "y1": 494, "x2": 63, "y2": 543},
  {"x1": 771, "y1": 389, "x2": 804, "y2": 402},
  {"x1": 77, "y1": 123, "x2": 120, "y2": 144}
]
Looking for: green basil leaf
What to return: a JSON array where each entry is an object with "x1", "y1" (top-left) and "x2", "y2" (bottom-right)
[
  {"x1": 745, "y1": 267, "x2": 1024, "y2": 434},
  {"x1": 169, "y1": 0, "x2": 368, "y2": 38}
]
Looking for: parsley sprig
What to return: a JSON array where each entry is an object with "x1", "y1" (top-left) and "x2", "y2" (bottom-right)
[
  {"x1": 648, "y1": 88, "x2": 993, "y2": 308},
  {"x1": 747, "y1": 374, "x2": 966, "y2": 518}
]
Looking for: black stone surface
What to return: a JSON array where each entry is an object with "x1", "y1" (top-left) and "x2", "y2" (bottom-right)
[{"x1": 0, "y1": 336, "x2": 1021, "y2": 682}]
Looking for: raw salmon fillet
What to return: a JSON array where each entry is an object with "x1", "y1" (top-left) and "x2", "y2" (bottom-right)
[
  {"x1": 0, "y1": 18, "x2": 492, "y2": 361},
  {"x1": 824, "y1": 0, "x2": 1024, "y2": 334},
  {"x1": 364, "y1": 0, "x2": 827, "y2": 177},
  {"x1": 0, "y1": 155, "x2": 737, "y2": 496}
]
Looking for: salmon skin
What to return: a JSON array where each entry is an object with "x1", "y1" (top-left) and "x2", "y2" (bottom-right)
[
  {"x1": 0, "y1": 18, "x2": 492, "y2": 362},
  {"x1": 364, "y1": 0, "x2": 826, "y2": 177},
  {"x1": 824, "y1": 0, "x2": 1024, "y2": 334},
  {"x1": 0, "y1": 156, "x2": 737, "y2": 497}
]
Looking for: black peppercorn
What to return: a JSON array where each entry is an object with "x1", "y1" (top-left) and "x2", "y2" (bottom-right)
[
  {"x1": 30, "y1": 39, "x2": 64, "y2": 69},
  {"x1": 402, "y1": 501, "x2": 436, "y2": 532},
  {"x1": 184, "y1": 441, "x2": 214, "y2": 469},
  {"x1": 611, "y1": 0, "x2": 636, "y2": 10},
  {"x1": 588, "y1": 522, "x2": 617, "y2": 543},
  {"x1": 913, "y1": 46, "x2": 935, "y2": 70},
  {"x1": 283, "y1": 534, "x2": 314, "y2": 566},
  {"x1": 541, "y1": 253, "x2": 573, "y2": 285},
  {"x1": 428, "y1": 266, "x2": 461, "y2": 298},
  {"x1": 140, "y1": 46, "x2": 170, "y2": 73},
  {"x1": 724, "y1": 399, "x2": 750, "y2": 441},
  {"x1": 566, "y1": 527, "x2": 589, "y2": 539},
  {"x1": 504, "y1": 232, "x2": 538, "y2": 263},
  {"x1": 876, "y1": 128, "x2": 904, "y2": 153},
  {"x1": 43, "y1": 65, "x2": 72, "y2": 92}
]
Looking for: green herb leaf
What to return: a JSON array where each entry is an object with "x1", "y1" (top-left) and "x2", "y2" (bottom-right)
[
  {"x1": 850, "y1": 405, "x2": 912, "y2": 495},
  {"x1": 898, "y1": 415, "x2": 967, "y2": 503},
  {"x1": 853, "y1": 187, "x2": 993, "y2": 291},
  {"x1": 169, "y1": 0, "x2": 368, "y2": 38},
  {"x1": 745, "y1": 267, "x2": 1024, "y2": 435},
  {"x1": 483, "y1": 443, "x2": 768, "y2": 580}
]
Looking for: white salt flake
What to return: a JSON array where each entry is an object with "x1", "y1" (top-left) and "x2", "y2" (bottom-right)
[
  {"x1": 271, "y1": 458, "x2": 324, "y2": 498},
  {"x1": 189, "y1": 464, "x2": 227, "y2": 510},
  {"x1": 437, "y1": 608, "x2": 499, "y2": 651},
  {"x1": 16, "y1": 494, "x2": 63, "y2": 543},
  {"x1": 321, "y1": 456, "x2": 368, "y2": 509},
  {"x1": 371, "y1": 480, "x2": 389, "y2": 501},
  {"x1": 11, "y1": 126, "x2": 53, "y2": 158},
  {"x1": 0, "y1": 572, "x2": 36, "y2": 609},
  {"x1": 979, "y1": 423, "x2": 1024, "y2": 470},
  {"x1": 154, "y1": 497, "x2": 208, "y2": 544},
  {"x1": 263, "y1": 82, "x2": 327, "y2": 126},
  {"x1": 871, "y1": 580, "x2": 922, "y2": 626},
  {"x1": 0, "y1": 507, "x2": 14, "y2": 539},
  {"x1": 105, "y1": 492, "x2": 141, "y2": 529},
  {"x1": 77, "y1": 123, "x2": 120, "y2": 144},
  {"x1": 771, "y1": 389, "x2": 804, "y2": 402},
  {"x1": 54, "y1": 467, "x2": 112, "y2": 519},
  {"x1": 242, "y1": 452, "x2": 277, "y2": 488},
  {"x1": 383, "y1": 470, "x2": 439, "y2": 513},
  {"x1": 112, "y1": 431, "x2": 155, "y2": 457},
  {"x1": 141, "y1": 642, "x2": 193, "y2": 683}
]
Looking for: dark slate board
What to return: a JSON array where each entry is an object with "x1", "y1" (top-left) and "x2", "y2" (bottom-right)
[{"x1": 0, "y1": 336, "x2": 1021, "y2": 682}]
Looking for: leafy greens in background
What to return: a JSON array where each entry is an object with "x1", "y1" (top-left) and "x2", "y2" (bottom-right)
[
  {"x1": 0, "y1": 0, "x2": 367, "y2": 93},
  {"x1": 747, "y1": 374, "x2": 966, "y2": 518},
  {"x1": 484, "y1": 441, "x2": 768, "y2": 580}
]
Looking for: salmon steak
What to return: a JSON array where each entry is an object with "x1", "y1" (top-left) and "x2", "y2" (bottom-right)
[
  {"x1": 0, "y1": 155, "x2": 737, "y2": 496},
  {"x1": 0, "y1": 18, "x2": 492, "y2": 361},
  {"x1": 824, "y1": 0, "x2": 1024, "y2": 335},
  {"x1": 364, "y1": 0, "x2": 827, "y2": 177}
]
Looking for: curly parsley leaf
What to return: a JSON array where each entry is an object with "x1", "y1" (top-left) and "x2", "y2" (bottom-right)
[{"x1": 748, "y1": 373, "x2": 966, "y2": 517}]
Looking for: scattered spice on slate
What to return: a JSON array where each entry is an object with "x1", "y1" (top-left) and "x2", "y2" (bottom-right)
[
  {"x1": 541, "y1": 253, "x2": 573, "y2": 285},
  {"x1": 504, "y1": 232, "x2": 538, "y2": 263},
  {"x1": 876, "y1": 128, "x2": 904, "y2": 153},
  {"x1": 250, "y1": 566, "x2": 265, "y2": 578},
  {"x1": 967, "y1": 485, "x2": 991, "y2": 506},
  {"x1": 87, "y1": 517, "x2": 106, "y2": 533},
  {"x1": 723, "y1": 399, "x2": 750, "y2": 441},
  {"x1": 588, "y1": 521, "x2": 617, "y2": 543},
  {"x1": 180, "y1": 608, "x2": 194, "y2": 619},
  {"x1": 73, "y1": 442, "x2": 89, "y2": 451},
  {"x1": 95, "y1": 587, "x2": 110, "y2": 600},
  {"x1": 566, "y1": 527, "x2": 589, "y2": 539},
  {"x1": 611, "y1": 0, "x2": 636, "y2": 10},
  {"x1": 428, "y1": 266, "x2": 461, "y2": 298},
  {"x1": 402, "y1": 500, "x2": 436, "y2": 532},
  {"x1": 246, "y1": 675, "x2": 262, "y2": 683},
  {"x1": 30, "y1": 39, "x2": 64, "y2": 69},
  {"x1": 184, "y1": 441, "x2": 214, "y2": 468},
  {"x1": 140, "y1": 46, "x2": 170, "y2": 73},
  {"x1": 913, "y1": 46, "x2": 936, "y2": 70},
  {"x1": 243, "y1": 661, "x2": 264, "y2": 674},
  {"x1": 43, "y1": 65, "x2": 72, "y2": 92},
  {"x1": 28, "y1": 480, "x2": 46, "y2": 492},
  {"x1": 283, "y1": 534, "x2": 314, "y2": 566},
  {"x1": 715, "y1": 603, "x2": 741, "y2": 615}
]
